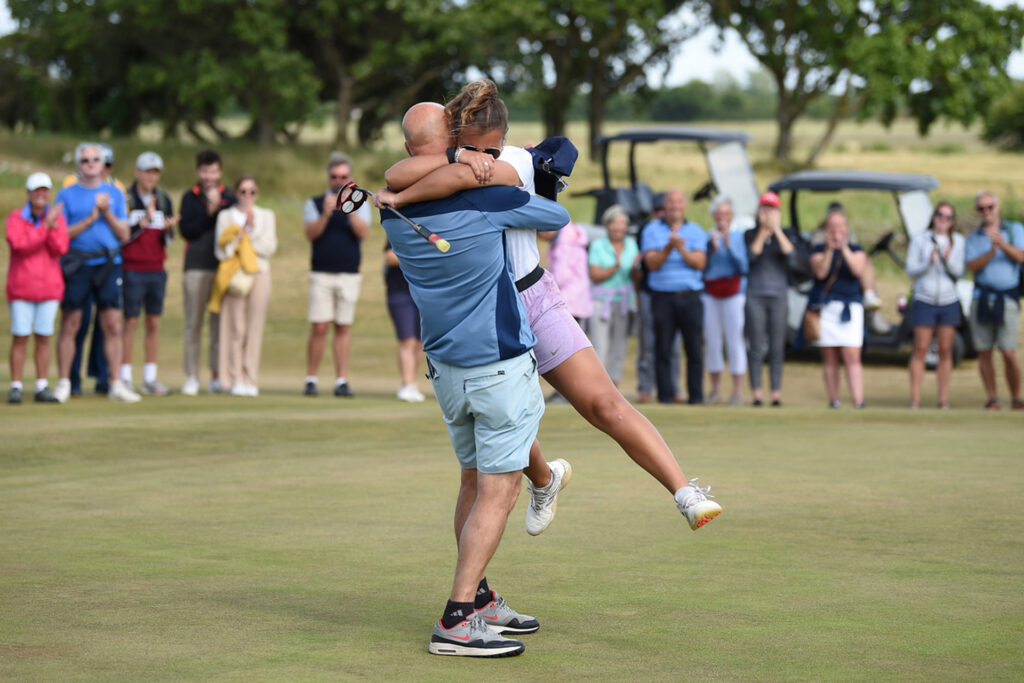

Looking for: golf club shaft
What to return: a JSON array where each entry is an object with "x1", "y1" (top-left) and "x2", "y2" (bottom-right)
[{"x1": 385, "y1": 205, "x2": 450, "y2": 253}]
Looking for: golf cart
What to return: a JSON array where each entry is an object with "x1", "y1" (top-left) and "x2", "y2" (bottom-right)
[
  {"x1": 577, "y1": 126, "x2": 759, "y2": 234},
  {"x1": 767, "y1": 170, "x2": 975, "y2": 365}
]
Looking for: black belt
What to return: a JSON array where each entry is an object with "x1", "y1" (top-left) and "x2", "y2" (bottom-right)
[
  {"x1": 655, "y1": 289, "x2": 702, "y2": 297},
  {"x1": 515, "y1": 265, "x2": 545, "y2": 292}
]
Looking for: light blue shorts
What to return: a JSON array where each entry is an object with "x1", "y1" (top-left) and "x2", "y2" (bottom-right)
[
  {"x1": 428, "y1": 351, "x2": 544, "y2": 474},
  {"x1": 10, "y1": 300, "x2": 60, "y2": 337}
]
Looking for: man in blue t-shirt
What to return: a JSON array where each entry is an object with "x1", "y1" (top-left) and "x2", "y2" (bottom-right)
[
  {"x1": 641, "y1": 187, "x2": 709, "y2": 404},
  {"x1": 52, "y1": 142, "x2": 139, "y2": 404},
  {"x1": 301, "y1": 152, "x2": 370, "y2": 398},
  {"x1": 965, "y1": 190, "x2": 1024, "y2": 410}
]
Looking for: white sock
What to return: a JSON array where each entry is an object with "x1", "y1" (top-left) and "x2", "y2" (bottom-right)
[
  {"x1": 674, "y1": 486, "x2": 696, "y2": 504},
  {"x1": 335, "y1": 377, "x2": 348, "y2": 387},
  {"x1": 121, "y1": 364, "x2": 132, "y2": 383},
  {"x1": 11, "y1": 381, "x2": 22, "y2": 391},
  {"x1": 144, "y1": 363, "x2": 157, "y2": 384},
  {"x1": 305, "y1": 375, "x2": 318, "y2": 385},
  {"x1": 35, "y1": 378, "x2": 48, "y2": 392}
]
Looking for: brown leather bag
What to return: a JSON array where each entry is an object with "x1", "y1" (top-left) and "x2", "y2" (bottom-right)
[{"x1": 803, "y1": 261, "x2": 840, "y2": 343}]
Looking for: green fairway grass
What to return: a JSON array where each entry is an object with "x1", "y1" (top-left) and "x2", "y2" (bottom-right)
[
  {"x1": 2, "y1": 121, "x2": 1023, "y2": 679},
  {"x1": 2, "y1": 394, "x2": 1022, "y2": 679}
]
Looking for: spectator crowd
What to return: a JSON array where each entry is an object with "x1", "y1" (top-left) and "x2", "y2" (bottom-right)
[{"x1": 5, "y1": 142, "x2": 1024, "y2": 411}]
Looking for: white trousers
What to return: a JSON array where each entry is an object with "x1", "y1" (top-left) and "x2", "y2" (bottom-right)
[{"x1": 702, "y1": 293, "x2": 747, "y2": 374}]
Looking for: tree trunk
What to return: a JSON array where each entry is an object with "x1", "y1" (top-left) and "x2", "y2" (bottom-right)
[
  {"x1": 804, "y1": 86, "x2": 865, "y2": 167},
  {"x1": 334, "y1": 69, "x2": 354, "y2": 147},
  {"x1": 185, "y1": 120, "x2": 213, "y2": 144},
  {"x1": 774, "y1": 106, "x2": 795, "y2": 163},
  {"x1": 587, "y1": 84, "x2": 607, "y2": 162}
]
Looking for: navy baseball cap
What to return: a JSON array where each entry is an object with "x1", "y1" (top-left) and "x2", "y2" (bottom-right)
[{"x1": 528, "y1": 136, "x2": 578, "y2": 201}]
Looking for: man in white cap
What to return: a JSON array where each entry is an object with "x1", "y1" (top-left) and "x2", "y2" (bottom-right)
[
  {"x1": 5, "y1": 173, "x2": 69, "y2": 404},
  {"x1": 120, "y1": 152, "x2": 179, "y2": 395}
]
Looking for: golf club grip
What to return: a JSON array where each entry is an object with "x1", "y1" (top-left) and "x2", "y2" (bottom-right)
[{"x1": 388, "y1": 206, "x2": 450, "y2": 253}]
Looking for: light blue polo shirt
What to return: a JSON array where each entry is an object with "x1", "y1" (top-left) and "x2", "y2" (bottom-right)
[
  {"x1": 381, "y1": 186, "x2": 570, "y2": 368},
  {"x1": 640, "y1": 218, "x2": 708, "y2": 292},
  {"x1": 965, "y1": 221, "x2": 1024, "y2": 293},
  {"x1": 56, "y1": 182, "x2": 127, "y2": 265}
]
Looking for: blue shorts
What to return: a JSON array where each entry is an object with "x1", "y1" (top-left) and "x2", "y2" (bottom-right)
[
  {"x1": 9, "y1": 300, "x2": 60, "y2": 336},
  {"x1": 428, "y1": 351, "x2": 543, "y2": 474},
  {"x1": 122, "y1": 270, "x2": 167, "y2": 318},
  {"x1": 911, "y1": 301, "x2": 961, "y2": 328},
  {"x1": 62, "y1": 263, "x2": 123, "y2": 312},
  {"x1": 387, "y1": 291, "x2": 421, "y2": 341}
]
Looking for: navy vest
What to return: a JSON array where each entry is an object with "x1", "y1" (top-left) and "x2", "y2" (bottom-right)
[{"x1": 311, "y1": 195, "x2": 361, "y2": 273}]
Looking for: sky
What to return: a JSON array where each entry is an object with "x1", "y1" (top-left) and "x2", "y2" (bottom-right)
[{"x1": 1, "y1": 1, "x2": 1021, "y2": 87}]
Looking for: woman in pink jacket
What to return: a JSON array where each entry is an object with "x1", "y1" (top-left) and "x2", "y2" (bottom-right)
[{"x1": 5, "y1": 173, "x2": 69, "y2": 404}]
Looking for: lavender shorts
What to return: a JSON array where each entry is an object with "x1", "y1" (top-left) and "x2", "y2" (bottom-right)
[{"x1": 520, "y1": 270, "x2": 592, "y2": 375}]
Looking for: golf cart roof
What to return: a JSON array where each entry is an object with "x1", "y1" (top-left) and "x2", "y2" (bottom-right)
[
  {"x1": 767, "y1": 170, "x2": 939, "y2": 194},
  {"x1": 595, "y1": 126, "x2": 751, "y2": 146}
]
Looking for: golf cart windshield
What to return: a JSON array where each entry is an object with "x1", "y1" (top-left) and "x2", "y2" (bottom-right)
[{"x1": 588, "y1": 126, "x2": 756, "y2": 229}]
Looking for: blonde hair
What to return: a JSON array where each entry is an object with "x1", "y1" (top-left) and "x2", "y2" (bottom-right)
[{"x1": 445, "y1": 79, "x2": 508, "y2": 138}]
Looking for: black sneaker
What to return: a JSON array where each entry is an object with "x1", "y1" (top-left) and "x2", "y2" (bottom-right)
[
  {"x1": 303, "y1": 381, "x2": 318, "y2": 396},
  {"x1": 34, "y1": 387, "x2": 59, "y2": 403},
  {"x1": 334, "y1": 382, "x2": 353, "y2": 398},
  {"x1": 8, "y1": 387, "x2": 22, "y2": 404}
]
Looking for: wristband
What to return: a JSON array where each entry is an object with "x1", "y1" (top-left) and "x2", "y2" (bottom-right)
[
  {"x1": 454, "y1": 147, "x2": 463, "y2": 164},
  {"x1": 446, "y1": 147, "x2": 457, "y2": 164}
]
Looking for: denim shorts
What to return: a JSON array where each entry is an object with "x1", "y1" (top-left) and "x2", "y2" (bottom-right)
[
  {"x1": 386, "y1": 291, "x2": 421, "y2": 341},
  {"x1": 9, "y1": 299, "x2": 60, "y2": 336},
  {"x1": 428, "y1": 351, "x2": 543, "y2": 474},
  {"x1": 122, "y1": 270, "x2": 168, "y2": 318},
  {"x1": 62, "y1": 262, "x2": 123, "y2": 311},
  {"x1": 910, "y1": 301, "x2": 961, "y2": 329}
]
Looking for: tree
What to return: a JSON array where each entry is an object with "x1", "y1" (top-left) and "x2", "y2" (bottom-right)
[
  {"x1": 485, "y1": 1, "x2": 697, "y2": 158},
  {"x1": 983, "y1": 81, "x2": 1024, "y2": 151},
  {"x1": 709, "y1": 0, "x2": 1024, "y2": 165}
]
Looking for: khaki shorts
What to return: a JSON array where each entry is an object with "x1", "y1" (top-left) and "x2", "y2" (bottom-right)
[
  {"x1": 970, "y1": 296, "x2": 1020, "y2": 351},
  {"x1": 308, "y1": 272, "x2": 362, "y2": 325}
]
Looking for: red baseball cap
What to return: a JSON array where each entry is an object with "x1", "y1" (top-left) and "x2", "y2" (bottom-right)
[{"x1": 758, "y1": 191, "x2": 781, "y2": 208}]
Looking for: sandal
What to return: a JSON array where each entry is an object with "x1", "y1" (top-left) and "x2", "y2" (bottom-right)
[
  {"x1": 1012, "y1": 399, "x2": 1024, "y2": 411},
  {"x1": 937, "y1": 401, "x2": 951, "y2": 410},
  {"x1": 985, "y1": 399, "x2": 1001, "y2": 410}
]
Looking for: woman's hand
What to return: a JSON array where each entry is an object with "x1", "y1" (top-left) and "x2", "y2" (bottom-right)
[{"x1": 458, "y1": 149, "x2": 495, "y2": 184}]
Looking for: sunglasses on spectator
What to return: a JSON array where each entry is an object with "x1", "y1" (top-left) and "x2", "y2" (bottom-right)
[
  {"x1": 330, "y1": 173, "x2": 351, "y2": 181},
  {"x1": 237, "y1": 188, "x2": 258, "y2": 195},
  {"x1": 80, "y1": 157, "x2": 102, "y2": 164},
  {"x1": 935, "y1": 212, "x2": 955, "y2": 220},
  {"x1": 460, "y1": 145, "x2": 502, "y2": 159},
  {"x1": 976, "y1": 203, "x2": 996, "y2": 212}
]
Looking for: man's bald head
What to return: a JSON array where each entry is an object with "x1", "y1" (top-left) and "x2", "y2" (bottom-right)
[{"x1": 402, "y1": 102, "x2": 448, "y2": 156}]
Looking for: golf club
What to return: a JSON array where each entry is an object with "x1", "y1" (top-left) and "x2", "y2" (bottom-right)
[{"x1": 334, "y1": 182, "x2": 450, "y2": 253}]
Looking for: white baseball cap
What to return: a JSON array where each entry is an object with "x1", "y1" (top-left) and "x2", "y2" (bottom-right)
[
  {"x1": 26, "y1": 172, "x2": 53, "y2": 191},
  {"x1": 136, "y1": 151, "x2": 163, "y2": 171}
]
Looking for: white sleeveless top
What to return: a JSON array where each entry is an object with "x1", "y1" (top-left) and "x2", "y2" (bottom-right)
[{"x1": 497, "y1": 145, "x2": 544, "y2": 280}]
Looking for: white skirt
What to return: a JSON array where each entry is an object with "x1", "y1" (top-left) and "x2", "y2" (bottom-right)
[{"x1": 814, "y1": 300, "x2": 864, "y2": 348}]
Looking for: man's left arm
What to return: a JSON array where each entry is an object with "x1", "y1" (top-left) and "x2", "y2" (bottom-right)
[
  {"x1": 682, "y1": 228, "x2": 708, "y2": 270},
  {"x1": 104, "y1": 187, "x2": 130, "y2": 242},
  {"x1": 349, "y1": 203, "x2": 371, "y2": 241},
  {"x1": 1000, "y1": 222, "x2": 1024, "y2": 264}
]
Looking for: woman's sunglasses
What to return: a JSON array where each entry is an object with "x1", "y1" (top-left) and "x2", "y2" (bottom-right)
[{"x1": 460, "y1": 145, "x2": 502, "y2": 160}]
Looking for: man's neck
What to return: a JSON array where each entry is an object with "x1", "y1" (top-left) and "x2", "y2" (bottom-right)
[
  {"x1": 79, "y1": 175, "x2": 102, "y2": 189},
  {"x1": 30, "y1": 204, "x2": 46, "y2": 220}
]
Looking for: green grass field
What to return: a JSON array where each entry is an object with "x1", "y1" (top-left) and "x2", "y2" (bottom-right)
[{"x1": 1, "y1": 121, "x2": 1023, "y2": 679}]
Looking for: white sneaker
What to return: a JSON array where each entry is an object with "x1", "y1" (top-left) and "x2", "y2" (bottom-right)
[
  {"x1": 109, "y1": 380, "x2": 142, "y2": 403},
  {"x1": 230, "y1": 384, "x2": 248, "y2": 397},
  {"x1": 675, "y1": 478, "x2": 722, "y2": 530},
  {"x1": 182, "y1": 376, "x2": 200, "y2": 396},
  {"x1": 54, "y1": 378, "x2": 71, "y2": 404},
  {"x1": 245, "y1": 383, "x2": 259, "y2": 397},
  {"x1": 525, "y1": 458, "x2": 572, "y2": 536},
  {"x1": 862, "y1": 289, "x2": 882, "y2": 309},
  {"x1": 397, "y1": 384, "x2": 425, "y2": 402},
  {"x1": 208, "y1": 378, "x2": 223, "y2": 394}
]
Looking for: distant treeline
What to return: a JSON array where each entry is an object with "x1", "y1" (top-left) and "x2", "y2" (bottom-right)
[{"x1": 504, "y1": 73, "x2": 838, "y2": 123}]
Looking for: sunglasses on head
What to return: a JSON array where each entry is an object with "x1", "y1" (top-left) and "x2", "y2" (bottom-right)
[{"x1": 460, "y1": 145, "x2": 502, "y2": 160}]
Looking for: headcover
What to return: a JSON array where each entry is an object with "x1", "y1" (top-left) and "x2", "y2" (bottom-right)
[{"x1": 528, "y1": 136, "x2": 578, "y2": 201}]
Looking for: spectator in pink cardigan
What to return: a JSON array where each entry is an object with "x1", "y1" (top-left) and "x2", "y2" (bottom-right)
[
  {"x1": 542, "y1": 220, "x2": 593, "y2": 326},
  {"x1": 5, "y1": 173, "x2": 69, "y2": 404}
]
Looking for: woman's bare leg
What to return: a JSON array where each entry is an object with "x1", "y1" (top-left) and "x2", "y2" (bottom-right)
[{"x1": 543, "y1": 347, "x2": 688, "y2": 493}]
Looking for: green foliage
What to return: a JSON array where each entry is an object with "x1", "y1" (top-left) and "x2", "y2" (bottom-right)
[{"x1": 983, "y1": 81, "x2": 1024, "y2": 150}]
